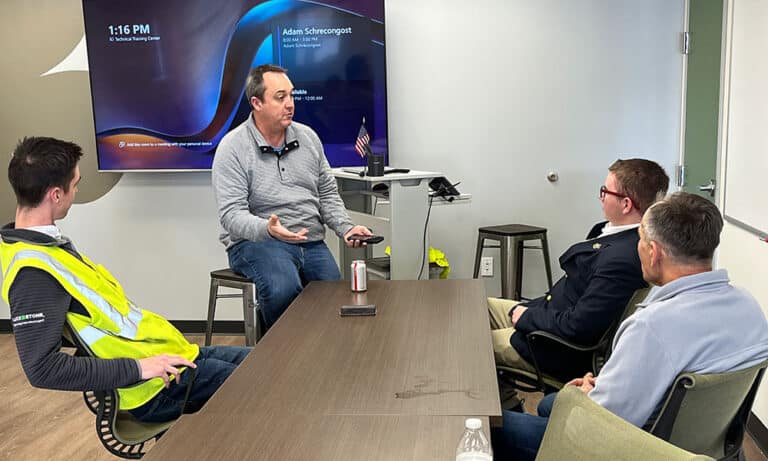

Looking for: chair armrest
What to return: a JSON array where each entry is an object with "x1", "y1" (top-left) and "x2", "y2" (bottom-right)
[
  {"x1": 527, "y1": 330, "x2": 604, "y2": 353},
  {"x1": 524, "y1": 330, "x2": 608, "y2": 391}
]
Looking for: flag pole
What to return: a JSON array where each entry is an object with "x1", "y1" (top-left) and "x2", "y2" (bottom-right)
[{"x1": 362, "y1": 116, "x2": 367, "y2": 177}]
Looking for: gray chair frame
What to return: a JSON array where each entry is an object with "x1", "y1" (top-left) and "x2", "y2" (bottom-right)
[
  {"x1": 473, "y1": 224, "x2": 553, "y2": 301},
  {"x1": 205, "y1": 268, "x2": 262, "y2": 346}
]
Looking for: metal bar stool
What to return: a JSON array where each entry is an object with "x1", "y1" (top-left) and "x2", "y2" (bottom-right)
[
  {"x1": 205, "y1": 269, "x2": 262, "y2": 346},
  {"x1": 473, "y1": 224, "x2": 554, "y2": 300}
]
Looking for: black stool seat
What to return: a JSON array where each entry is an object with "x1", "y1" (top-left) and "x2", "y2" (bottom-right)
[
  {"x1": 478, "y1": 224, "x2": 548, "y2": 236},
  {"x1": 210, "y1": 268, "x2": 250, "y2": 283}
]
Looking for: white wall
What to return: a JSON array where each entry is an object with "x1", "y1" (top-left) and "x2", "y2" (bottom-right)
[
  {"x1": 384, "y1": 0, "x2": 683, "y2": 297},
  {"x1": 717, "y1": 0, "x2": 768, "y2": 426},
  {"x1": 62, "y1": 173, "x2": 232, "y2": 319},
  {"x1": 719, "y1": 223, "x2": 768, "y2": 421},
  {"x1": 0, "y1": 0, "x2": 685, "y2": 321}
]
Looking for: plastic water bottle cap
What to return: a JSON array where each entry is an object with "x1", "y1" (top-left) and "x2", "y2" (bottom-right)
[{"x1": 465, "y1": 418, "x2": 482, "y2": 430}]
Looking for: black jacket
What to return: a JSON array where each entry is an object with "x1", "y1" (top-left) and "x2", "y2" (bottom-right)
[{"x1": 511, "y1": 222, "x2": 647, "y2": 381}]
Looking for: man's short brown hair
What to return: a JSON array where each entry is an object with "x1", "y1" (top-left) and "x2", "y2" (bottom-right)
[
  {"x1": 245, "y1": 64, "x2": 288, "y2": 102},
  {"x1": 609, "y1": 159, "x2": 669, "y2": 214},
  {"x1": 9, "y1": 137, "x2": 83, "y2": 208}
]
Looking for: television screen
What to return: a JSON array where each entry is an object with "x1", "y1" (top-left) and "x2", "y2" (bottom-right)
[{"x1": 82, "y1": 0, "x2": 387, "y2": 171}]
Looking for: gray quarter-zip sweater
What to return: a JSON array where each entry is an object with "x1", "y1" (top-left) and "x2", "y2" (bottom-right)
[{"x1": 212, "y1": 116, "x2": 354, "y2": 248}]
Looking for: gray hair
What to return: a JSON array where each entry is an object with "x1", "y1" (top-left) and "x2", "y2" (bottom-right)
[
  {"x1": 245, "y1": 64, "x2": 288, "y2": 102},
  {"x1": 642, "y1": 192, "x2": 723, "y2": 265}
]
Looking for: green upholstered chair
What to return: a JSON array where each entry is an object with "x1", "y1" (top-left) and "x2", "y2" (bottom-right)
[
  {"x1": 535, "y1": 386, "x2": 715, "y2": 461},
  {"x1": 649, "y1": 360, "x2": 768, "y2": 461},
  {"x1": 497, "y1": 287, "x2": 650, "y2": 396}
]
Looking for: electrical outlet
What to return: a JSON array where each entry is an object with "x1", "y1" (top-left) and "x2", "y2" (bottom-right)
[{"x1": 480, "y1": 257, "x2": 494, "y2": 277}]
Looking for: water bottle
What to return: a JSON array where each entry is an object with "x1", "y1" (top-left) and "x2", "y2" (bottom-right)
[{"x1": 455, "y1": 418, "x2": 493, "y2": 461}]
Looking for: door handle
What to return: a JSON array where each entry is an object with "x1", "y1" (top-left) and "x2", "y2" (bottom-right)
[{"x1": 698, "y1": 179, "x2": 716, "y2": 197}]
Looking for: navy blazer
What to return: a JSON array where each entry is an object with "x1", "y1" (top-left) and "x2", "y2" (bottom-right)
[{"x1": 510, "y1": 222, "x2": 648, "y2": 381}]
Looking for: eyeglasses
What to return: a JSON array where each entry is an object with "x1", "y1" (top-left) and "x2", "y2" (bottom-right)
[{"x1": 599, "y1": 185, "x2": 629, "y2": 200}]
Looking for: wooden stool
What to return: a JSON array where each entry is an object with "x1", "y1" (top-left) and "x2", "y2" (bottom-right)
[
  {"x1": 205, "y1": 269, "x2": 261, "y2": 346},
  {"x1": 473, "y1": 224, "x2": 554, "y2": 300}
]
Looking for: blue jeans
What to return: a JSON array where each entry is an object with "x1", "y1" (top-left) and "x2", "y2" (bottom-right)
[
  {"x1": 130, "y1": 346, "x2": 250, "y2": 423},
  {"x1": 491, "y1": 392, "x2": 557, "y2": 461},
  {"x1": 228, "y1": 239, "x2": 341, "y2": 328}
]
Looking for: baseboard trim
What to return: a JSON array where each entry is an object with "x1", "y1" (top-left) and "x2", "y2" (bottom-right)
[
  {"x1": 0, "y1": 319, "x2": 246, "y2": 336},
  {"x1": 748, "y1": 413, "x2": 768, "y2": 457},
  {"x1": 170, "y1": 320, "x2": 246, "y2": 335}
]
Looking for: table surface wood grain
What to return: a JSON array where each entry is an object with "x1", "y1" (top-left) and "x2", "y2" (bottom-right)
[{"x1": 144, "y1": 279, "x2": 500, "y2": 460}]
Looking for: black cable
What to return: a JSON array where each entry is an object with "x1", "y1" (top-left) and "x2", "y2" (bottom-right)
[
  {"x1": 418, "y1": 196, "x2": 434, "y2": 280},
  {"x1": 418, "y1": 181, "x2": 461, "y2": 278}
]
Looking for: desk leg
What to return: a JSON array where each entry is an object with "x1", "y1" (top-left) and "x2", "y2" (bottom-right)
[
  {"x1": 389, "y1": 179, "x2": 430, "y2": 280},
  {"x1": 336, "y1": 177, "x2": 373, "y2": 280}
]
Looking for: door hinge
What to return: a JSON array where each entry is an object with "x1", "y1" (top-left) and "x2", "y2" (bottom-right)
[
  {"x1": 682, "y1": 31, "x2": 690, "y2": 55},
  {"x1": 677, "y1": 164, "x2": 686, "y2": 188}
]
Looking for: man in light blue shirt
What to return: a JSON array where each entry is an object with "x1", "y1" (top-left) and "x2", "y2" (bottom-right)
[{"x1": 493, "y1": 192, "x2": 768, "y2": 460}]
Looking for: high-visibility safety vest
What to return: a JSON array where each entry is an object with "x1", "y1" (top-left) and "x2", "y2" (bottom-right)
[{"x1": 1, "y1": 239, "x2": 199, "y2": 410}]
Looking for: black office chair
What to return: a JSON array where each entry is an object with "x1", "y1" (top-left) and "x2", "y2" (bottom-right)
[
  {"x1": 63, "y1": 324, "x2": 194, "y2": 459},
  {"x1": 497, "y1": 287, "x2": 650, "y2": 395}
]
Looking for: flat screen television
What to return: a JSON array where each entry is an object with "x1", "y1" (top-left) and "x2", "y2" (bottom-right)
[{"x1": 82, "y1": 0, "x2": 387, "y2": 171}]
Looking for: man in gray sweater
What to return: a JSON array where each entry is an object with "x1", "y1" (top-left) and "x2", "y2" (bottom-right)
[{"x1": 213, "y1": 64, "x2": 370, "y2": 328}]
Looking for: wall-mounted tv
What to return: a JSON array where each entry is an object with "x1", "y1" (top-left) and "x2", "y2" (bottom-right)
[{"x1": 82, "y1": 0, "x2": 387, "y2": 171}]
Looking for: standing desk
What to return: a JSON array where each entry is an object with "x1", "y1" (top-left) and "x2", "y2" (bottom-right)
[
  {"x1": 143, "y1": 279, "x2": 500, "y2": 460},
  {"x1": 332, "y1": 168, "x2": 469, "y2": 280}
]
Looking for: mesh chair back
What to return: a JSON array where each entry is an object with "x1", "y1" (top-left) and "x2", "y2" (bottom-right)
[
  {"x1": 536, "y1": 387, "x2": 715, "y2": 461},
  {"x1": 63, "y1": 322, "x2": 178, "y2": 459}
]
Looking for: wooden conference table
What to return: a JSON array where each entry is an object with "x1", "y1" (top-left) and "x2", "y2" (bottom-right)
[{"x1": 144, "y1": 279, "x2": 501, "y2": 460}]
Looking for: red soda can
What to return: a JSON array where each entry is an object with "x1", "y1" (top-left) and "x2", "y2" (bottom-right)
[{"x1": 351, "y1": 260, "x2": 367, "y2": 292}]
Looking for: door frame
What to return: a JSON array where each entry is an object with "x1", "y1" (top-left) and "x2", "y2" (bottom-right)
[{"x1": 677, "y1": 0, "x2": 730, "y2": 207}]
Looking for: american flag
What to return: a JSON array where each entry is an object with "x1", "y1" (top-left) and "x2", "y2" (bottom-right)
[{"x1": 355, "y1": 121, "x2": 370, "y2": 157}]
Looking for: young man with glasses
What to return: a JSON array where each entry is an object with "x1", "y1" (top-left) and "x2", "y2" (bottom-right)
[{"x1": 488, "y1": 159, "x2": 669, "y2": 382}]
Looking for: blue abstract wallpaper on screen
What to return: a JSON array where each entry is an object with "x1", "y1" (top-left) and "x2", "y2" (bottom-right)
[{"x1": 82, "y1": 0, "x2": 387, "y2": 170}]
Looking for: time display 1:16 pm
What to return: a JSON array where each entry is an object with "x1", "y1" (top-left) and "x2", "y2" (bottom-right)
[{"x1": 108, "y1": 24, "x2": 151, "y2": 35}]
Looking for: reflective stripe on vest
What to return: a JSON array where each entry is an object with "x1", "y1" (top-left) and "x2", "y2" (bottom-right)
[
  {"x1": 3, "y1": 249, "x2": 142, "y2": 338},
  {"x1": 78, "y1": 324, "x2": 107, "y2": 345}
]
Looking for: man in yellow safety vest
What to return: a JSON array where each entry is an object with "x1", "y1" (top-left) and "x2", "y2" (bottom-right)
[{"x1": 2, "y1": 136, "x2": 251, "y2": 422}]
